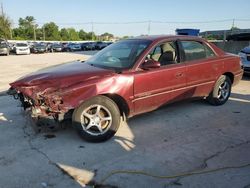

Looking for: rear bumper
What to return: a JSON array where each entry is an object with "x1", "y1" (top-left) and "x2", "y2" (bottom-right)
[{"x1": 0, "y1": 50, "x2": 8, "y2": 54}]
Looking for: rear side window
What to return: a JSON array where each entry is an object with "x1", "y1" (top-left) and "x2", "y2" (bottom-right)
[{"x1": 181, "y1": 41, "x2": 206, "y2": 61}]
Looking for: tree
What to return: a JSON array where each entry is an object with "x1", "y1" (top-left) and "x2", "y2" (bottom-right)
[
  {"x1": 17, "y1": 16, "x2": 36, "y2": 40},
  {"x1": 100, "y1": 32, "x2": 114, "y2": 41},
  {"x1": 79, "y1": 29, "x2": 87, "y2": 40},
  {"x1": 43, "y1": 22, "x2": 60, "y2": 40},
  {"x1": 60, "y1": 28, "x2": 69, "y2": 41},
  {"x1": 85, "y1": 32, "x2": 96, "y2": 40},
  {"x1": 67, "y1": 28, "x2": 79, "y2": 41},
  {"x1": 0, "y1": 14, "x2": 12, "y2": 39}
]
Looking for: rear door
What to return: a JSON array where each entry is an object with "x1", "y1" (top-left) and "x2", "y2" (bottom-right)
[{"x1": 179, "y1": 40, "x2": 219, "y2": 97}]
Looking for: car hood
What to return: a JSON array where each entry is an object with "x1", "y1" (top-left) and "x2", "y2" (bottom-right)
[{"x1": 10, "y1": 61, "x2": 114, "y2": 95}]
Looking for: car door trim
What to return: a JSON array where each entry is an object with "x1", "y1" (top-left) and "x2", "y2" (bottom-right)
[{"x1": 132, "y1": 80, "x2": 214, "y2": 102}]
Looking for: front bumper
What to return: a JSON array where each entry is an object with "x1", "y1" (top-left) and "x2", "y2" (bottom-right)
[
  {"x1": 16, "y1": 50, "x2": 30, "y2": 55},
  {"x1": 7, "y1": 87, "x2": 69, "y2": 122}
]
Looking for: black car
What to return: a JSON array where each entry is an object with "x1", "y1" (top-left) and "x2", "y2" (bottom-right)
[
  {"x1": 95, "y1": 41, "x2": 108, "y2": 50},
  {"x1": 81, "y1": 42, "x2": 96, "y2": 51},
  {"x1": 31, "y1": 44, "x2": 47, "y2": 53},
  {"x1": 49, "y1": 43, "x2": 63, "y2": 52}
]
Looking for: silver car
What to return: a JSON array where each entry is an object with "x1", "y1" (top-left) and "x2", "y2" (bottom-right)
[
  {"x1": 0, "y1": 43, "x2": 10, "y2": 56},
  {"x1": 239, "y1": 46, "x2": 250, "y2": 74}
]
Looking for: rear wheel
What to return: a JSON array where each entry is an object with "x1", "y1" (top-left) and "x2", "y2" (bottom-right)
[
  {"x1": 207, "y1": 75, "x2": 232, "y2": 105},
  {"x1": 72, "y1": 96, "x2": 121, "y2": 142}
]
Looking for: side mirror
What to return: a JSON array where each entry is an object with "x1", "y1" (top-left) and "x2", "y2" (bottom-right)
[{"x1": 141, "y1": 59, "x2": 160, "y2": 69}]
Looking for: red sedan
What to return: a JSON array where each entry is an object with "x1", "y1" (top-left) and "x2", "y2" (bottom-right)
[{"x1": 8, "y1": 35, "x2": 243, "y2": 142}]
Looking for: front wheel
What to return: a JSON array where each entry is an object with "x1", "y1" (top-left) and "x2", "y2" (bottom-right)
[
  {"x1": 207, "y1": 75, "x2": 232, "y2": 105},
  {"x1": 72, "y1": 96, "x2": 121, "y2": 142}
]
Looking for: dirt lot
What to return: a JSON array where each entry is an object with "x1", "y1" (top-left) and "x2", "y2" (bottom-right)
[{"x1": 0, "y1": 53, "x2": 250, "y2": 188}]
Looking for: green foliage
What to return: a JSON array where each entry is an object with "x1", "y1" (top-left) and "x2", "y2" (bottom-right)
[
  {"x1": 43, "y1": 22, "x2": 60, "y2": 40},
  {"x1": 67, "y1": 28, "x2": 79, "y2": 41},
  {"x1": 14, "y1": 16, "x2": 36, "y2": 40},
  {"x1": 8, "y1": 15, "x2": 115, "y2": 41},
  {"x1": 122, "y1": 36, "x2": 129, "y2": 39},
  {"x1": 79, "y1": 29, "x2": 87, "y2": 40},
  {"x1": 0, "y1": 14, "x2": 12, "y2": 39},
  {"x1": 231, "y1": 26, "x2": 240, "y2": 31},
  {"x1": 60, "y1": 28, "x2": 69, "y2": 41},
  {"x1": 100, "y1": 32, "x2": 114, "y2": 40}
]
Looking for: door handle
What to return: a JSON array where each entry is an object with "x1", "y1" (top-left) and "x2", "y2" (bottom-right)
[{"x1": 175, "y1": 72, "x2": 183, "y2": 78}]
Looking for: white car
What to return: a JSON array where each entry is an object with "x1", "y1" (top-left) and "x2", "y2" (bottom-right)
[
  {"x1": 15, "y1": 43, "x2": 30, "y2": 55},
  {"x1": 238, "y1": 46, "x2": 250, "y2": 74}
]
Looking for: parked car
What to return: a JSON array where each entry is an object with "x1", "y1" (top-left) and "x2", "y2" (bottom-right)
[
  {"x1": 106, "y1": 42, "x2": 113, "y2": 46},
  {"x1": 14, "y1": 43, "x2": 30, "y2": 55},
  {"x1": 8, "y1": 35, "x2": 243, "y2": 142},
  {"x1": 64, "y1": 43, "x2": 81, "y2": 51},
  {"x1": 30, "y1": 43, "x2": 47, "y2": 53},
  {"x1": 95, "y1": 41, "x2": 108, "y2": 50},
  {"x1": 49, "y1": 43, "x2": 63, "y2": 52},
  {"x1": 81, "y1": 42, "x2": 96, "y2": 51},
  {"x1": 8, "y1": 42, "x2": 16, "y2": 53},
  {"x1": 0, "y1": 42, "x2": 10, "y2": 56},
  {"x1": 238, "y1": 46, "x2": 250, "y2": 74}
]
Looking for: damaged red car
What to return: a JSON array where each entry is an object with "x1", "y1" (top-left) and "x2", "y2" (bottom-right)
[{"x1": 8, "y1": 35, "x2": 243, "y2": 142}]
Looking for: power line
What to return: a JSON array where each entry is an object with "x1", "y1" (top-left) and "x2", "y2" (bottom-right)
[{"x1": 12, "y1": 18, "x2": 250, "y2": 26}]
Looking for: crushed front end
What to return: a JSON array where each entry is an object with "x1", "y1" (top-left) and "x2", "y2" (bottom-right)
[{"x1": 7, "y1": 85, "x2": 70, "y2": 123}]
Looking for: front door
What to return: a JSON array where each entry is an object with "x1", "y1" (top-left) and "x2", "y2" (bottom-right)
[{"x1": 133, "y1": 41, "x2": 187, "y2": 115}]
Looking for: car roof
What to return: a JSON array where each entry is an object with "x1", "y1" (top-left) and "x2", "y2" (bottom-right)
[{"x1": 129, "y1": 35, "x2": 204, "y2": 42}]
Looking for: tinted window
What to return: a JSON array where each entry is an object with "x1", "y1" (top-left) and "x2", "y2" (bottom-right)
[
  {"x1": 181, "y1": 41, "x2": 206, "y2": 61},
  {"x1": 16, "y1": 43, "x2": 28, "y2": 47}
]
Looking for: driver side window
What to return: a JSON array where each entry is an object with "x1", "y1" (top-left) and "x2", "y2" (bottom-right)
[{"x1": 148, "y1": 41, "x2": 178, "y2": 66}]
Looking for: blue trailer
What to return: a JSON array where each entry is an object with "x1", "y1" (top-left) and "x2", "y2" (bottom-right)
[{"x1": 176, "y1": 29, "x2": 200, "y2": 36}]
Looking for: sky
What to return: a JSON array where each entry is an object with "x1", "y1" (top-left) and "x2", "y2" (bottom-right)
[{"x1": 2, "y1": 0, "x2": 250, "y2": 37}]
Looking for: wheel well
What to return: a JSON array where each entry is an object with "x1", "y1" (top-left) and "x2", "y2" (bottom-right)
[
  {"x1": 223, "y1": 72, "x2": 234, "y2": 84},
  {"x1": 103, "y1": 94, "x2": 129, "y2": 117}
]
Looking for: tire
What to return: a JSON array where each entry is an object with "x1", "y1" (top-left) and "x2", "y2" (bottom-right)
[
  {"x1": 72, "y1": 96, "x2": 121, "y2": 142},
  {"x1": 207, "y1": 75, "x2": 232, "y2": 106}
]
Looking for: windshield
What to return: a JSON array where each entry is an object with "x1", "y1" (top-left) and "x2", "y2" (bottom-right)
[
  {"x1": 86, "y1": 39, "x2": 151, "y2": 70},
  {"x1": 16, "y1": 43, "x2": 28, "y2": 47},
  {"x1": 35, "y1": 44, "x2": 46, "y2": 47},
  {"x1": 52, "y1": 44, "x2": 62, "y2": 47}
]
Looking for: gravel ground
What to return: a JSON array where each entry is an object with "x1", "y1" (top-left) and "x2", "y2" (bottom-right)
[{"x1": 0, "y1": 52, "x2": 250, "y2": 188}]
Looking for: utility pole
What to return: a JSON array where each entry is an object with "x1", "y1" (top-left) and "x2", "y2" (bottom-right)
[
  {"x1": 147, "y1": 20, "x2": 151, "y2": 35},
  {"x1": 91, "y1": 22, "x2": 94, "y2": 41},
  {"x1": 9, "y1": 28, "x2": 12, "y2": 39},
  {"x1": 43, "y1": 27, "x2": 45, "y2": 41},
  {"x1": 33, "y1": 25, "x2": 36, "y2": 41},
  {"x1": 231, "y1": 18, "x2": 235, "y2": 35},
  {"x1": 232, "y1": 18, "x2": 235, "y2": 28}
]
